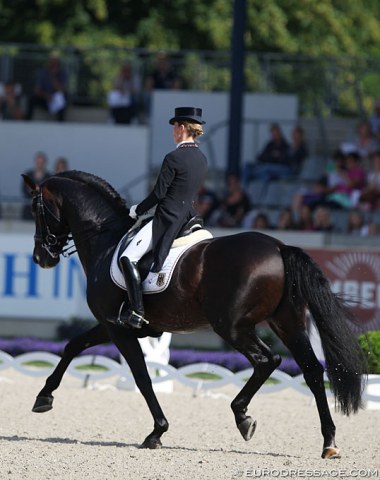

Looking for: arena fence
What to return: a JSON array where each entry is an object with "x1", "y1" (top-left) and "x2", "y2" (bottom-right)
[{"x1": 0, "y1": 349, "x2": 379, "y2": 408}]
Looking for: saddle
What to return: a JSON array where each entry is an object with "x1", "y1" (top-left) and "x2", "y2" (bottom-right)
[{"x1": 117, "y1": 215, "x2": 205, "y2": 281}]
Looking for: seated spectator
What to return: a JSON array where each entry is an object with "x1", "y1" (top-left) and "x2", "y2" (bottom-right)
[
  {"x1": 21, "y1": 152, "x2": 51, "y2": 219},
  {"x1": 144, "y1": 52, "x2": 182, "y2": 90},
  {"x1": 288, "y1": 126, "x2": 308, "y2": 175},
  {"x1": 242, "y1": 123, "x2": 293, "y2": 191},
  {"x1": 313, "y1": 206, "x2": 334, "y2": 232},
  {"x1": 195, "y1": 183, "x2": 219, "y2": 226},
  {"x1": 292, "y1": 150, "x2": 346, "y2": 212},
  {"x1": 293, "y1": 150, "x2": 366, "y2": 212},
  {"x1": 26, "y1": 55, "x2": 68, "y2": 122},
  {"x1": 107, "y1": 62, "x2": 141, "y2": 125},
  {"x1": 294, "y1": 204, "x2": 314, "y2": 231},
  {"x1": 276, "y1": 207, "x2": 296, "y2": 230},
  {"x1": 347, "y1": 210, "x2": 377, "y2": 237},
  {"x1": 324, "y1": 151, "x2": 366, "y2": 209},
  {"x1": 341, "y1": 120, "x2": 378, "y2": 162},
  {"x1": 210, "y1": 174, "x2": 251, "y2": 228},
  {"x1": 0, "y1": 81, "x2": 25, "y2": 120},
  {"x1": 143, "y1": 52, "x2": 182, "y2": 120},
  {"x1": 359, "y1": 150, "x2": 380, "y2": 210},
  {"x1": 252, "y1": 212, "x2": 271, "y2": 230},
  {"x1": 54, "y1": 156, "x2": 69, "y2": 173}
]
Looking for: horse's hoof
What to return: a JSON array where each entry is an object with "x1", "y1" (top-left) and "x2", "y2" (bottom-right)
[
  {"x1": 238, "y1": 417, "x2": 257, "y2": 441},
  {"x1": 322, "y1": 446, "x2": 341, "y2": 459},
  {"x1": 140, "y1": 437, "x2": 162, "y2": 449},
  {"x1": 32, "y1": 395, "x2": 54, "y2": 413}
]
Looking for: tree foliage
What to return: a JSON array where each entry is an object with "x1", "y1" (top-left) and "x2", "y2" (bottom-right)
[
  {"x1": 1, "y1": 0, "x2": 380, "y2": 57},
  {"x1": 1, "y1": 0, "x2": 380, "y2": 114}
]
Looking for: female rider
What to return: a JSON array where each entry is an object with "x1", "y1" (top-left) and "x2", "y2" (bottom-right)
[{"x1": 117, "y1": 107, "x2": 208, "y2": 328}]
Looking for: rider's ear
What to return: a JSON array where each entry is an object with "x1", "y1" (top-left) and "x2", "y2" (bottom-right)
[{"x1": 21, "y1": 174, "x2": 39, "y2": 194}]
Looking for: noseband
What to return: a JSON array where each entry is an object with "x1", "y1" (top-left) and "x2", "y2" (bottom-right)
[{"x1": 33, "y1": 191, "x2": 74, "y2": 258}]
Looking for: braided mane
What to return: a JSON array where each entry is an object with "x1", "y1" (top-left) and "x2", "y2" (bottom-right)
[{"x1": 56, "y1": 170, "x2": 129, "y2": 215}]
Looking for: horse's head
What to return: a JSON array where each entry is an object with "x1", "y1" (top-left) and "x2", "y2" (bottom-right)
[{"x1": 22, "y1": 174, "x2": 71, "y2": 268}]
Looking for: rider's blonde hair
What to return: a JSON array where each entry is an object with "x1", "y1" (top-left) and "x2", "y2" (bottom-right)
[{"x1": 181, "y1": 121, "x2": 204, "y2": 139}]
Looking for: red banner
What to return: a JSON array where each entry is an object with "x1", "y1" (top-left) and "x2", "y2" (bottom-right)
[{"x1": 307, "y1": 248, "x2": 380, "y2": 334}]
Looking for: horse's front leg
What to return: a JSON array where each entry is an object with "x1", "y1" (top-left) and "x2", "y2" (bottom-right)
[
  {"x1": 33, "y1": 323, "x2": 109, "y2": 413},
  {"x1": 106, "y1": 324, "x2": 169, "y2": 449}
]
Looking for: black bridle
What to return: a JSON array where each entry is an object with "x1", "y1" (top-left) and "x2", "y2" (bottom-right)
[{"x1": 33, "y1": 191, "x2": 75, "y2": 258}]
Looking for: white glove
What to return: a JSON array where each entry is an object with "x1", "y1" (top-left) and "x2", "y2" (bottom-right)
[{"x1": 129, "y1": 204, "x2": 138, "y2": 219}]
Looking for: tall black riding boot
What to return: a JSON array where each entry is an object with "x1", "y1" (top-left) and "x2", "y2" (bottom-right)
[{"x1": 118, "y1": 257, "x2": 148, "y2": 329}]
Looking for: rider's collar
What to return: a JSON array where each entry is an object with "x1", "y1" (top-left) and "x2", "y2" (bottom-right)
[{"x1": 176, "y1": 141, "x2": 197, "y2": 148}]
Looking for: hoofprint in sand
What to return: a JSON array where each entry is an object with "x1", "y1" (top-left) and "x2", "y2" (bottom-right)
[{"x1": 0, "y1": 370, "x2": 379, "y2": 480}]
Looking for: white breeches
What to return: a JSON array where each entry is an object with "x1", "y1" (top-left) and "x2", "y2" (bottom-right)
[{"x1": 120, "y1": 220, "x2": 153, "y2": 263}]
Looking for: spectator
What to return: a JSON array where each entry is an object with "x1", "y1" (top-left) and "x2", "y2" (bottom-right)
[
  {"x1": 292, "y1": 150, "x2": 346, "y2": 212},
  {"x1": 54, "y1": 156, "x2": 69, "y2": 173},
  {"x1": 195, "y1": 183, "x2": 219, "y2": 226},
  {"x1": 242, "y1": 123, "x2": 292, "y2": 191},
  {"x1": 26, "y1": 55, "x2": 68, "y2": 122},
  {"x1": 251, "y1": 212, "x2": 271, "y2": 230},
  {"x1": 0, "y1": 81, "x2": 25, "y2": 120},
  {"x1": 313, "y1": 206, "x2": 334, "y2": 232},
  {"x1": 359, "y1": 150, "x2": 380, "y2": 210},
  {"x1": 144, "y1": 52, "x2": 181, "y2": 90},
  {"x1": 143, "y1": 52, "x2": 182, "y2": 120},
  {"x1": 21, "y1": 152, "x2": 51, "y2": 219},
  {"x1": 294, "y1": 204, "x2": 314, "y2": 231},
  {"x1": 294, "y1": 150, "x2": 366, "y2": 212},
  {"x1": 341, "y1": 120, "x2": 378, "y2": 161},
  {"x1": 347, "y1": 210, "x2": 377, "y2": 237},
  {"x1": 107, "y1": 62, "x2": 141, "y2": 125},
  {"x1": 287, "y1": 126, "x2": 308, "y2": 175},
  {"x1": 211, "y1": 174, "x2": 251, "y2": 228},
  {"x1": 324, "y1": 151, "x2": 366, "y2": 209},
  {"x1": 276, "y1": 207, "x2": 296, "y2": 230}
]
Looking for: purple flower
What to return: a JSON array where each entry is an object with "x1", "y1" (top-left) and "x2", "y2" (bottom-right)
[{"x1": 0, "y1": 338, "x2": 305, "y2": 376}]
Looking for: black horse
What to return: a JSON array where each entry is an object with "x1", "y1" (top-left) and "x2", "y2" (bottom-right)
[{"x1": 22, "y1": 170, "x2": 366, "y2": 459}]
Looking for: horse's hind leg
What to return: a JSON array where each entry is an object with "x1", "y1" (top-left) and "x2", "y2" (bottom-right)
[
  {"x1": 215, "y1": 327, "x2": 281, "y2": 441},
  {"x1": 33, "y1": 323, "x2": 109, "y2": 413},
  {"x1": 270, "y1": 316, "x2": 340, "y2": 459}
]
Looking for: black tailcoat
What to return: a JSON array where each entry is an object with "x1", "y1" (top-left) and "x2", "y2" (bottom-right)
[{"x1": 136, "y1": 142, "x2": 207, "y2": 272}]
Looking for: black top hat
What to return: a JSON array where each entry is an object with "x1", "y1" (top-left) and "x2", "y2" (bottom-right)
[{"x1": 169, "y1": 107, "x2": 205, "y2": 125}]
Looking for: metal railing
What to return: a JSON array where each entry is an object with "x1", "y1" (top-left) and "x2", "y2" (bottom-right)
[{"x1": 1, "y1": 43, "x2": 380, "y2": 115}]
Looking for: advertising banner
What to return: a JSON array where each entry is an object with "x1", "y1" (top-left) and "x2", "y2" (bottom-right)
[
  {"x1": 308, "y1": 248, "x2": 380, "y2": 334},
  {"x1": 0, "y1": 232, "x2": 90, "y2": 320}
]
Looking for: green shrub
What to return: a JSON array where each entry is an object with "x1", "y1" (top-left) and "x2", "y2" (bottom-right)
[{"x1": 358, "y1": 331, "x2": 380, "y2": 374}]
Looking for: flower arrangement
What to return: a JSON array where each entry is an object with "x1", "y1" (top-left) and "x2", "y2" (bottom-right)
[{"x1": 0, "y1": 337, "x2": 303, "y2": 376}]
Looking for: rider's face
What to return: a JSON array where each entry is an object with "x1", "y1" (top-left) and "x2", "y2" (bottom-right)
[{"x1": 173, "y1": 123, "x2": 183, "y2": 144}]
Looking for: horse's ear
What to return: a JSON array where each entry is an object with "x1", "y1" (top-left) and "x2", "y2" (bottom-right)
[{"x1": 21, "y1": 174, "x2": 39, "y2": 194}]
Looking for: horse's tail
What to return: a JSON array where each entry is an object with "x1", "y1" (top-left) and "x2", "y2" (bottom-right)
[{"x1": 280, "y1": 245, "x2": 366, "y2": 415}]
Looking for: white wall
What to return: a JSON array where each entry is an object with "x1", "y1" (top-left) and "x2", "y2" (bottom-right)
[
  {"x1": 0, "y1": 121, "x2": 150, "y2": 204},
  {"x1": 150, "y1": 90, "x2": 298, "y2": 172},
  {"x1": 0, "y1": 91, "x2": 298, "y2": 205}
]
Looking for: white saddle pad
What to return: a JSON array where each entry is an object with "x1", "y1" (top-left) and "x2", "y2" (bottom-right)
[{"x1": 110, "y1": 229, "x2": 213, "y2": 294}]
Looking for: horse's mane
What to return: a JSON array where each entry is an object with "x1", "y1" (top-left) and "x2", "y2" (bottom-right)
[{"x1": 55, "y1": 170, "x2": 129, "y2": 215}]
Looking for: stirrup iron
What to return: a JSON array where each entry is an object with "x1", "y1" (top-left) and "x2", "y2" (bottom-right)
[{"x1": 116, "y1": 307, "x2": 149, "y2": 329}]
